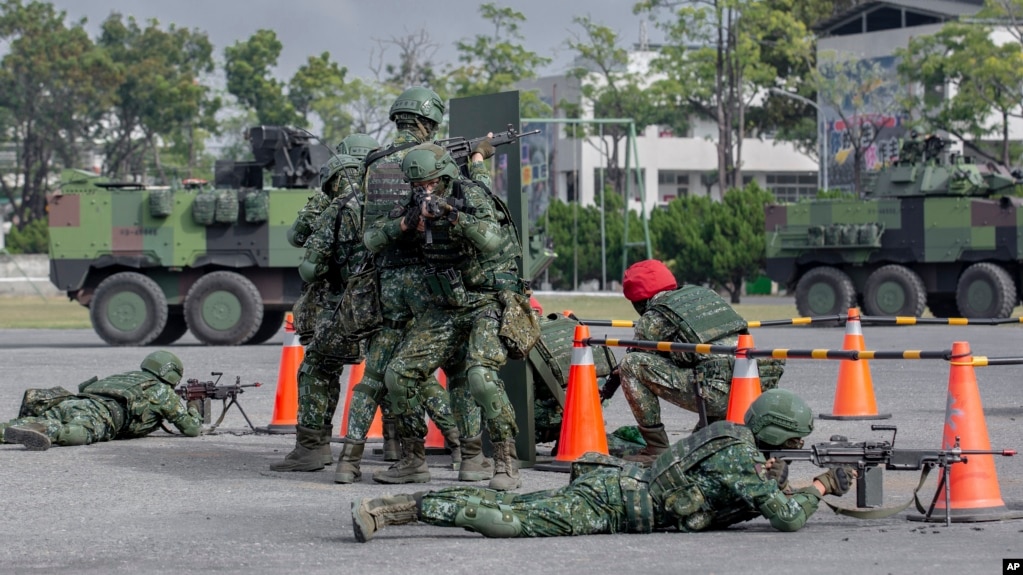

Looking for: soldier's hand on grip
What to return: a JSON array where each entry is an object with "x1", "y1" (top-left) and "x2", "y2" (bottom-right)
[
  {"x1": 815, "y1": 466, "x2": 856, "y2": 496},
  {"x1": 765, "y1": 458, "x2": 789, "y2": 489},
  {"x1": 472, "y1": 137, "x2": 496, "y2": 160}
]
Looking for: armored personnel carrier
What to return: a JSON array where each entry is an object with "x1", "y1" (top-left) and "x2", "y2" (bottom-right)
[
  {"x1": 49, "y1": 126, "x2": 328, "y2": 346},
  {"x1": 764, "y1": 133, "x2": 1023, "y2": 319}
]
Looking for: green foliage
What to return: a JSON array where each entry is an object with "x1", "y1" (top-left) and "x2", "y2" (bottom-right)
[
  {"x1": 707, "y1": 182, "x2": 776, "y2": 303},
  {"x1": 449, "y1": 3, "x2": 551, "y2": 117},
  {"x1": 224, "y1": 29, "x2": 301, "y2": 127},
  {"x1": 649, "y1": 194, "x2": 715, "y2": 285},
  {"x1": 289, "y1": 52, "x2": 350, "y2": 144},
  {"x1": 5, "y1": 217, "x2": 47, "y2": 253}
]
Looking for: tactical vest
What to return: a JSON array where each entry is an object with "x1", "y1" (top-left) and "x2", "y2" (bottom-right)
[
  {"x1": 647, "y1": 286, "x2": 747, "y2": 365},
  {"x1": 363, "y1": 144, "x2": 421, "y2": 268},
  {"x1": 647, "y1": 421, "x2": 754, "y2": 530},
  {"x1": 529, "y1": 314, "x2": 615, "y2": 400},
  {"x1": 79, "y1": 371, "x2": 162, "y2": 432}
]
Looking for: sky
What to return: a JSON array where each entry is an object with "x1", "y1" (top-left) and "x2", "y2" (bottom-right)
[{"x1": 48, "y1": 0, "x2": 658, "y2": 81}]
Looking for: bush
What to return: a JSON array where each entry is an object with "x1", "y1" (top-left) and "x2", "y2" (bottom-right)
[{"x1": 5, "y1": 218, "x2": 49, "y2": 254}]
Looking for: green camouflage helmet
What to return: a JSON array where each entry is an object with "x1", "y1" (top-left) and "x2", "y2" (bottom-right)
[
  {"x1": 336, "y1": 133, "x2": 380, "y2": 161},
  {"x1": 389, "y1": 86, "x2": 445, "y2": 125},
  {"x1": 140, "y1": 350, "x2": 184, "y2": 385},
  {"x1": 319, "y1": 154, "x2": 362, "y2": 192},
  {"x1": 744, "y1": 389, "x2": 813, "y2": 447},
  {"x1": 401, "y1": 143, "x2": 460, "y2": 183}
]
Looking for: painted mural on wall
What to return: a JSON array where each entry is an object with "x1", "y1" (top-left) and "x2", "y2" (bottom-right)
[{"x1": 821, "y1": 54, "x2": 909, "y2": 192}]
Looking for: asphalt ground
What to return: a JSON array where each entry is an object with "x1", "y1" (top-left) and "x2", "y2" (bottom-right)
[{"x1": 1, "y1": 320, "x2": 1022, "y2": 575}]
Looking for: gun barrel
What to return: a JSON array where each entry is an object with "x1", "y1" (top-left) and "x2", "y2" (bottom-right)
[{"x1": 962, "y1": 449, "x2": 1016, "y2": 456}]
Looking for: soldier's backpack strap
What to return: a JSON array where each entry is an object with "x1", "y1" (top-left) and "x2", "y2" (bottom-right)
[{"x1": 363, "y1": 141, "x2": 418, "y2": 168}]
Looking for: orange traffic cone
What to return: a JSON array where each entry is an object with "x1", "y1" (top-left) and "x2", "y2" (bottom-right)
[
  {"x1": 820, "y1": 308, "x2": 891, "y2": 420},
  {"x1": 266, "y1": 312, "x2": 304, "y2": 433},
  {"x1": 339, "y1": 360, "x2": 384, "y2": 439},
  {"x1": 423, "y1": 369, "x2": 450, "y2": 454},
  {"x1": 536, "y1": 324, "x2": 608, "y2": 472},
  {"x1": 725, "y1": 333, "x2": 762, "y2": 423},
  {"x1": 909, "y1": 341, "x2": 1023, "y2": 523}
]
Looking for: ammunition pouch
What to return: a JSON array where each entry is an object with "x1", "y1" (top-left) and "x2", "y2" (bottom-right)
[
  {"x1": 662, "y1": 482, "x2": 712, "y2": 532},
  {"x1": 497, "y1": 290, "x2": 541, "y2": 360},
  {"x1": 424, "y1": 267, "x2": 467, "y2": 307},
  {"x1": 338, "y1": 262, "x2": 383, "y2": 339}
]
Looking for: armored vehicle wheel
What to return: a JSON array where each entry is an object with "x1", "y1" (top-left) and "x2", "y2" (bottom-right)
[
  {"x1": 90, "y1": 272, "x2": 169, "y2": 346},
  {"x1": 184, "y1": 271, "x2": 264, "y2": 346},
  {"x1": 956, "y1": 263, "x2": 1017, "y2": 318},
  {"x1": 863, "y1": 265, "x2": 926, "y2": 317},
  {"x1": 926, "y1": 295, "x2": 959, "y2": 319},
  {"x1": 794, "y1": 267, "x2": 856, "y2": 318},
  {"x1": 151, "y1": 313, "x2": 189, "y2": 345},
  {"x1": 245, "y1": 310, "x2": 286, "y2": 345}
]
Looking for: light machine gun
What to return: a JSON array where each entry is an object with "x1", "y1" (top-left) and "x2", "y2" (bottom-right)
[
  {"x1": 174, "y1": 372, "x2": 263, "y2": 434},
  {"x1": 766, "y1": 424, "x2": 1015, "y2": 525}
]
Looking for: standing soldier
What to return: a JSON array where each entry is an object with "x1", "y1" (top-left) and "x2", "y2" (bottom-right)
[
  {"x1": 1, "y1": 351, "x2": 202, "y2": 449},
  {"x1": 272, "y1": 154, "x2": 369, "y2": 472},
  {"x1": 378, "y1": 142, "x2": 535, "y2": 491},
  {"x1": 338, "y1": 86, "x2": 462, "y2": 485}
]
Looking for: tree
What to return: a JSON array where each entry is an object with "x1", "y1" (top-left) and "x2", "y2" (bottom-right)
[
  {"x1": 224, "y1": 29, "x2": 302, "y2": 127},
  {"x1": 0, "y1": 0, "x2": 116, "y2": 226},
  {"x1": 289, "y1": 52, "x2": 350, "y2": 145},
  {"x1": 898, "y1": 18, "x2": 1023, "y2": 166},
  {"x1": 449, "y1": 3, "x2": 551, "y2": 117},
  {"x1": 636, "y1": 0, "x2": 811, "y2": 191},
  {"x1": 705, "y1": 182, "x2": 775, "y2": 302},
  {"x1": 96, "y1": 13, "x2": 219, "y2": 182},
  {"x1": 649, "y1": 194, "x2": 715, "y2": 285}
]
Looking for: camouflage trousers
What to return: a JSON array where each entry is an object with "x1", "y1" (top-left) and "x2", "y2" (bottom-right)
[
  {"x1": 292, "y1": 279, "x2": 331, "y2": 346},
  {"x1": 297, "y1": 287, "x2": 363, "y2": 430},
  {"x1": 387, "y1": 296, "x2": 515, "y2": 442},
  {"x1": 620, "y1": 350, "x2": 784, "y2": 427},
  {"x1": 418, "y1": 466, "x2": 627, "y2": 537},
  {"x1": 0, "y1": 398, "x2": 118, "y2": 446}
]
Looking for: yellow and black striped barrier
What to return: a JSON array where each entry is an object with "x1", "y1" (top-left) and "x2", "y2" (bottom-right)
[
  {"x1": 582, "y1": 337, "x2": 954, "y2": 361},
  {"x1": 576, "y1": 315, "x2": 1023, "y2": 329}
]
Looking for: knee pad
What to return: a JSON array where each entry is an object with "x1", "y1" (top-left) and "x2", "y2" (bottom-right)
[
  {"x1": 384, "y1": 369, "x2": 421, "y2": 416},
  {"x1": 454, "y1": 496, "x2": 523, "y2": 538},
  {"x1": 466, "y1": 366, "x2": 509, "y2": 421},
  {"x1": 56, "y1": 426, "x2": 90, "y2": 446},
  {"x1": 298, "y1": 357, "x2": 332, "y2": 382}
]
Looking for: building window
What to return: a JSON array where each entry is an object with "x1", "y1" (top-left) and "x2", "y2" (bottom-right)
[
  {"x1": 657, "y1": 170, "x2": 689, "y2": 203},
  {"x1": 594, "y1": 168, "x2": 646, "y2": 201},
  {"x1": 765, "y1": 172, "x2": 818, "y2": 202}
]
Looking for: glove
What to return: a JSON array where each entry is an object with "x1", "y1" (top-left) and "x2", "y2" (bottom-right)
[
  {"x1": 471, "y1": 137, "x2": 495, "y2": 160},
  {"x1": 815, "y1": 466, "x2": 855, "y2": 496},
  {"x1": 765, "y1": 458, "x2": 789, "y2": 489}
]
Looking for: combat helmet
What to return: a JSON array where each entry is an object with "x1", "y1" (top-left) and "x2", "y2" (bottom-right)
[
  {"x1": 140, "y1": 350, "x2": 184, "y2": 386},
  {"x1": 319, "y1": 154, "x2": 363, "y2": 193},
  {"x1": 389, "y1": 86, "x2": 445, "y2": 125},
  {"x1": 744, "y1": 389, "x2": 813, "y2": 447},
  {"x1": 336, "y1": 133, "x2": 380, "y2": 161},
  {"x1": 401, "y1": 143, "x2": 460, "y2": 183}
]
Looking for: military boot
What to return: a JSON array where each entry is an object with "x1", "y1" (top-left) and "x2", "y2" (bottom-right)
[
  {"x1": 623, "y1": 424, "x2": 670, "y2": 465},
  {"x1": 372, "y1": 439, "x2": 430, "y2": 484},
  {"x1": 443, "y1": 427, "x2": 461, "y2": 470},
  {"x1": 457, "y1": 434, "x2": 494, "y2": 481},
  {"x1": 334, "y1": 439, "x2": 366, "y2": 484},
  {"x1": 351, "y1": 493, "x2": 420, "y2": 543},
  {"x1": 4, "y1": 423, "x2": 51, "y2": 451},
  {"x1": 269, "y1": 425, "x2": 325, "y2": 472},
  {"x1": 319, "y1": 426, "x2": 334, "y2": 466},
  {"x1": 489, "y1": 438, "x2": 521, "y2": 491},
  {"x1": 382, "y1": 417, "x2": 400, "y2": 462}
]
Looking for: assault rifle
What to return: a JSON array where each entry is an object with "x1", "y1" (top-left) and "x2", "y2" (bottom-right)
[
  {"x1": 766, "y1": 425, "x2": 1015, "y2": 525},
  {"x1": 174, "y1": 372, "x2": 262, "y2": 433},
  {"x1": 435, "y1": 124, "x2": 541, "y2": 177}
]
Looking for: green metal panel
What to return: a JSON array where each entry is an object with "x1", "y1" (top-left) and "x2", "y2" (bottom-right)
[
  {"x1": 267, "y1": 190, "x2": 308, "y2": 267},
  {"x1": 924, "y1": 198, "x2": 971, "y2": 261},
  {"x1": 174, "y1": 190, "x2": 207, "y2": 266},
  {"x1": 450, "y1": 91, "x2": 535, "y2": 467}
]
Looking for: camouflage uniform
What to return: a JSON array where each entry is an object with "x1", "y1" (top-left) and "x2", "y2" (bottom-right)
[
  {"x1": 383, "y1": 147, "x2": 526, "y2": 489},
  {"x1": 358, "y1": 421, "x2": 824, "y2": 540},
  {"x1": 620, "y1": 286, "x2": 785, "y2": 428},
  {"x1": 0, "y1": 371, "x2": 202, "y2": 447}
]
